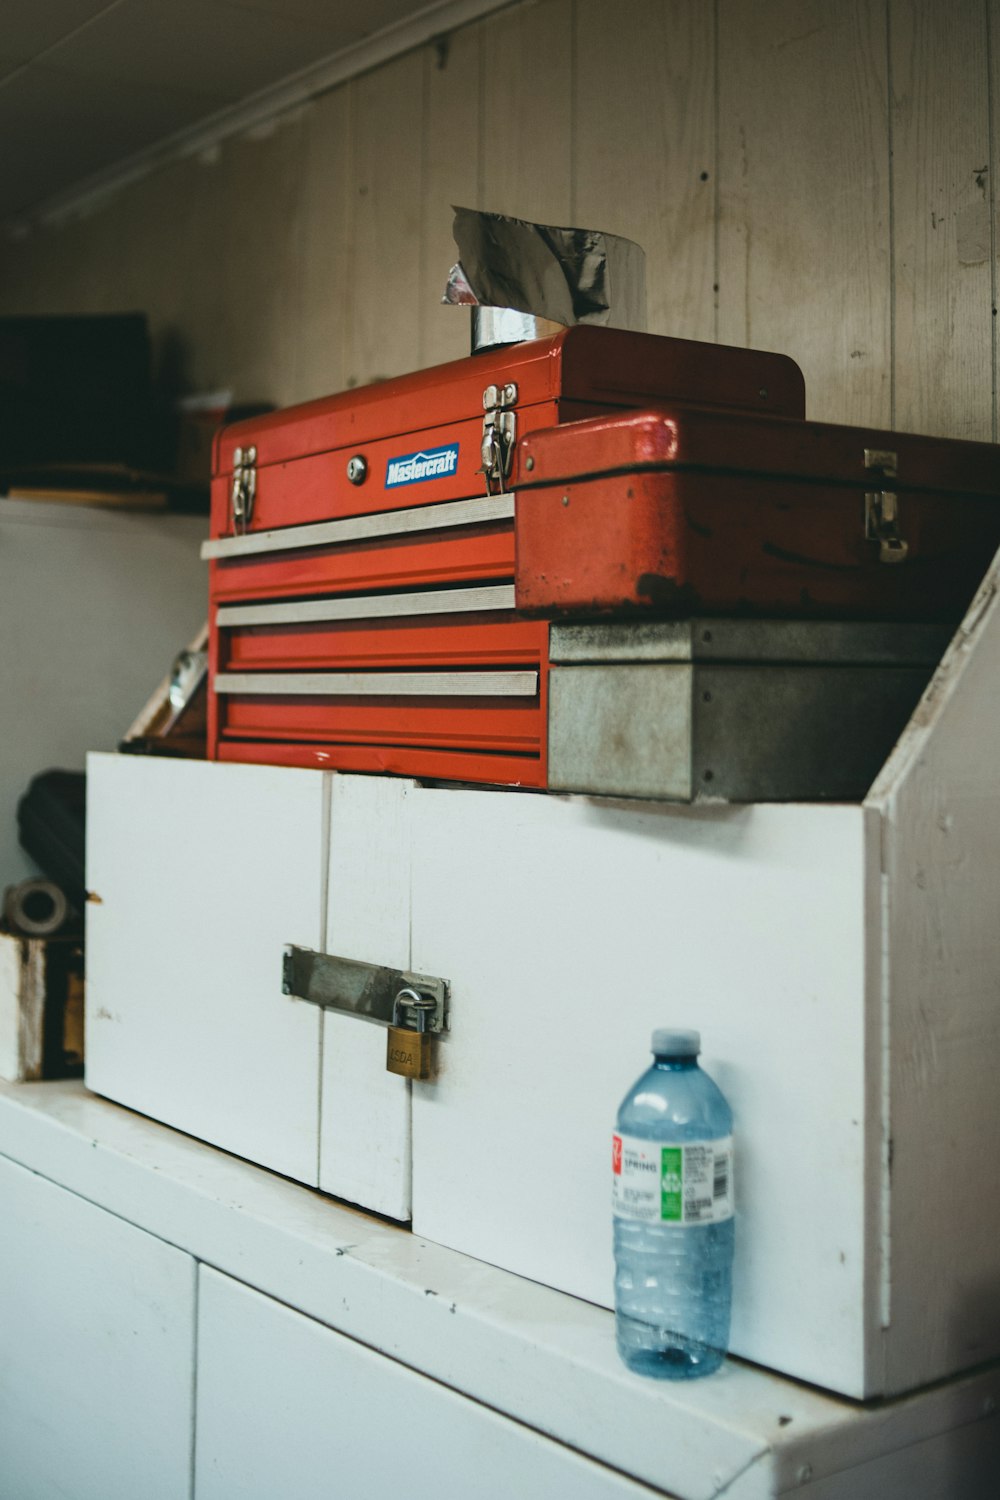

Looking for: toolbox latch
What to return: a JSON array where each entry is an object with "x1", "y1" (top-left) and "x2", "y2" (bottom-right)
[
  {"x1": 230, "y1": 445, "x2": 257, "y2": 534},
  {"x1": 863, "y1": 448, "x2": 907, "y2": 564},
  {"x1": 480, "y1": 383, "x2": 518, "y2": 495}
]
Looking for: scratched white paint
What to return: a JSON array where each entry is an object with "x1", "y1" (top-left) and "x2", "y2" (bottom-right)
[{"x1": 1, "y1": 1079, "x2": 998, "y2": 1499}]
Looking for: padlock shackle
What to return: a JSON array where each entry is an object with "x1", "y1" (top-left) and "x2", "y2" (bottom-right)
[{"x1": 392, "y1": 986, "x2": 435, "y2": 1033}]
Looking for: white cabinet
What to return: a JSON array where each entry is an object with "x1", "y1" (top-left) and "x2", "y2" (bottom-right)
[
  {"x1": 1, "y1": 1078, "x2": 999, "y2": 1500},
  {"x1": 84, "y1": 558, "x2": 1000, "y2": 1397},
  {"x1": 195, "y1": 1267, "x2": 651, "y2": 1500},
  {"x1": 0, "y1": 1152, "x2": 195, "y2": 1500},
  {"x1": 407, "y1": 788, "x2": 872, "y2": 1397}
]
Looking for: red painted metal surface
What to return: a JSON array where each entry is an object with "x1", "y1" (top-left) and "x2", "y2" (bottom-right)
[
  {"x1": 208, "y1": 329, "x2": 804, "y2": 784},
  {"x1": 221, "y1": 617, "x2": 546, "y2": 673},
  {"x1": 216, "y1": 737, "x2": 548, "y2": 788},
  {"x1": 515, "y1": 408, "x2": 1000, "y2": 621},
  {"x1": 212, "y1": 327, "x2": 804, "y2": 481},
  {"x1": 208, "y1": 522, "x2": 515, "y2": 604}
]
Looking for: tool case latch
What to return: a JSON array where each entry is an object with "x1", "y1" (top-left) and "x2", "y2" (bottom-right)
[
  {"x1": 480, "y1": 383, "x2": 518, "y2": 495},
  {"x1": 864, "y1": 448, "x2": 907, "y2": 564},
  {"x1": 230, "y1": 445, "x2": 257, "y2": 534}
]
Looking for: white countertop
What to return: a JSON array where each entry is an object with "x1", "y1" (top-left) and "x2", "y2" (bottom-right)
[{"x1": 0, "y1": 1077, "x2": 996, "y2": 1499}]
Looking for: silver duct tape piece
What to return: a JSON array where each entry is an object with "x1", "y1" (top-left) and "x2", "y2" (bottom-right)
[
  {"x1": 443, "y1": 206, "x2": 646, "y2": 332},
  {"x1": 214, "y1": 669, "x2": 538, "y2": 697},
  {"x1": 201, "y1": 493, "x2": 515, "y2": 561},
  {"x1": 216, "y1": 583, "x2": 516, "y2": 628},
  {"x1": 471, "y1": 308, "x2": 565, "y2": 353}
]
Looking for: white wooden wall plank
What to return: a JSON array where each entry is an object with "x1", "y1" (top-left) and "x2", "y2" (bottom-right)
[
  {"x1": 717, "y1": 0, "x2": 891, "y2": 425},
  {"x1": 290, "y1": 85, "x2": 353, "y2": 403},
  {"x1": 0, "y1": 1153, "x2": 195, "y2": 1500},
  {"x1": 85, "y1": 754, "x2": 327, "y2": 1185},
  {"x1": 479, "y1": 0, "x2": 573, "y2": 224},
  {"x1": 345, "y1": 51, "x2": 425, "y2": 387},
  {"x1": 419, "y1": 26, "x2": 482, "y2": 370},
  {"x1": 866, "y1": 553, "x2": 1000, "y2": 1394},
  {"x1": 195, "y1": 1266, "x2": 658, "y2": 1500},
  {"x1": 408, "y1": 787, "x2": 872, "y2": 1396},
  {"x1": 891, "y1": 0, "x2": 992, "y2": 439},
  {"x1": 319, "y1": 774, "x2": 413, "y2": 1220},
  {"x1": 0, "y1": 0, "x2": 991, "y2": 444},
  {"x1": 573, "y1": 0, "x2": 715, "y2": 341}
]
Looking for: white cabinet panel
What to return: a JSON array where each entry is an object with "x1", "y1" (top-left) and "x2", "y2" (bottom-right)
[
  {"x1": 0, "y1": 1153, "x2": 195, "y2": 1500},
  {"x1": 194, "y1": 1266, "x2": 655, "y2": 1500},
  {"x1": 85, "y1": 753, "x2": 328, "y2": 1183},
  {"x1": 409, "y1": 787, "x2": 872, "y2": 1396},
  {"x1": 319, "y1": 774, "x2": 413, "y2": 1219}
]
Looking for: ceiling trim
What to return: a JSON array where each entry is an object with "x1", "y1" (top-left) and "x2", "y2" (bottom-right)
[{"x1": 6, "y1": 0, "x2": 516, "y2": 236}]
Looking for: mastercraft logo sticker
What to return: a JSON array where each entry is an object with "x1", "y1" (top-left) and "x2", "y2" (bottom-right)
[{"x1": 385, "y1": 443, "x2": 460, "y2": 488}]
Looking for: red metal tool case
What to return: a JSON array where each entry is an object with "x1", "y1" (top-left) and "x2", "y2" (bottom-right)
[
  {"x1": 514, "y1": 406, "x2": 1000, "y2": 621},
  {"x1": 204, "y1": 327, "x2": 804, "y2": 788}
]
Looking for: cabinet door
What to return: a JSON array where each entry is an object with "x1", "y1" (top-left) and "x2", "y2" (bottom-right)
[
  {"x1": 407, "y1": 784, "x2": 873, "y2": 1396},
  {"x1": 86, "y1": 754, "x2": 328, "y2": 1184},
  {"x1": 319, "y1": 774, "x2": 414, "y2": 1219},
  {"x1": 0, "y1": 1155, "x2": 195, "y2": 1500},
  {"x1": 195, "y1": 1267, "x2": 655, "y2": 1499}
]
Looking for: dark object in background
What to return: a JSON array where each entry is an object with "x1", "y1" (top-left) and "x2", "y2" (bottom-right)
[
  {"x1": 0, "y1": 313, "x2": 157, "y2": 469},
  {"x1": 17, "y1": 770, "x2": 86, "y2": 915},
  {"x1": 3, "y1": 878, "x2": 70, "y2": 937}
]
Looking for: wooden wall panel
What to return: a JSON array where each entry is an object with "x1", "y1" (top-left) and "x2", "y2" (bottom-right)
[
  {"x1": 574, "y1": 0, "x2": 715, "y2": 342},
  {"x1": 0, "y1": 0, "x2": 993, "y2": 442},
  {"x1": 345, "y1": 51, "x2": 425, "y2": 389},
  {"x1": 292, "y1": 87, "x2": 354, "y2": 404},
  {"x1": 891, "y1": 0, "x2": 992, "y2": 440},
  {"x1": 717, "y1": 0, "x2": 892, "y2": 426},
  {"x1": 419, "y1": 26, "x2": 482, "y2": 371},
  {"x1": 478, "y1": 0, "x2": 573, "y2": 224}
]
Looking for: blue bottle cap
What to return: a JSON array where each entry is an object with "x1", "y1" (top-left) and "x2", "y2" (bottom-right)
[{"x1": 651, "y1": 1028, "x2": 700, "y2": 1057}]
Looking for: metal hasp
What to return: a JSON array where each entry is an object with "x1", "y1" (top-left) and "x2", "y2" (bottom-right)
[
  {"x1": 480, "y1": 383, "x2": 518, "y2": 494},
  {"x1": 864, "y1": 447, "x2": 907, "y2": 563},
  {"x1": 546, "y1": 617, "x2": 952, "y2": 803},
  {"x1": 281, "y1": 945, "x2": 449, "y2": 1034},
  {"x1": 230, "y1": 445, "x2": 257, "y2": 534}
]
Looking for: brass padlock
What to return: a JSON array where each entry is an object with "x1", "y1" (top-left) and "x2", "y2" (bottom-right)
[{"x1": 386, "y1": 987, "x2": 436, "y2": 1080}]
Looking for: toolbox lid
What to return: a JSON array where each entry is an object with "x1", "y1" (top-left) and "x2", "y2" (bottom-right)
[
  {"x1": 515, "y1": 406, "x2": 1000, "y2": 497},
  {"x1": 212, "y1": 329, "x2": 805, "y2": 478}
]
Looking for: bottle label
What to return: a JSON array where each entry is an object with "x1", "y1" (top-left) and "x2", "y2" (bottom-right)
[{"x1": 612, "y1": 1134, "x2": 734, "y2": 1225}]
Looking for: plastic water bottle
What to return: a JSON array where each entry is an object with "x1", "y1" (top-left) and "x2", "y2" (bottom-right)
[{"x1": 612, "y1": 1029, "x2": 734, "y2": 1379}]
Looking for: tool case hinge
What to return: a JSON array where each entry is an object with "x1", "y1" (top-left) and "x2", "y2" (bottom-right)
[
  {"x1": 479, "y1": 382, "x2": 518, "y2": 495},
  {"x1": 863, "y1": 448, "x2": 908, "y2": 564},
  {"x1": 230, "y1": 445, "x2": 257, "y2": 534}
]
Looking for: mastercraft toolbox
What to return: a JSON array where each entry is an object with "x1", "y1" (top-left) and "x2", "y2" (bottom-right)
[{"x1": 203, "y1": 326, "x2": 804, "y2": 788}]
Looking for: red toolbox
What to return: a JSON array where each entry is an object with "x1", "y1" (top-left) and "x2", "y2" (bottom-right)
[
  {"x1": 204, "y1": 328, "x2": 804, "y2": 788},
  {"x1": 514, "y1": 406, "x2": 1000, "y2": 621}
]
